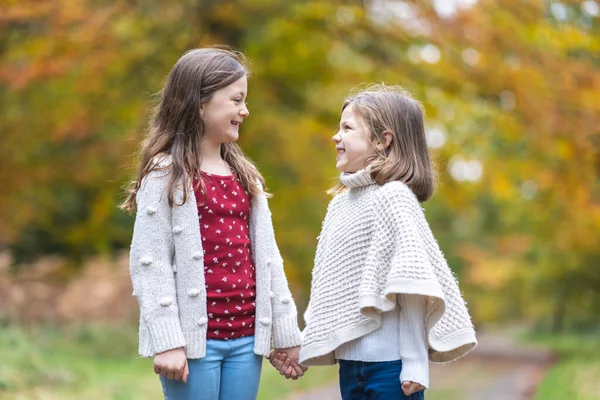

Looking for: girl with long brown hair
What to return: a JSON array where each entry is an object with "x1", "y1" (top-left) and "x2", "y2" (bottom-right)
[{"x1": 123, "y1": 48, "x2": 305, "y2": 400}]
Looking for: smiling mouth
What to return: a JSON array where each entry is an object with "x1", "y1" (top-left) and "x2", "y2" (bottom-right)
[{"x1": 231, "y1": 121, "x2": 242, "y2": 126}]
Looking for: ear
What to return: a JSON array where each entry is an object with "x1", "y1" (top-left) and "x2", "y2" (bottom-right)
[
  {"x1": 199, "y1": 103, "x2": 204, "y2": 117},
  {"x1": 377, "y1": 130, "x2": 393, "y2": 150}
]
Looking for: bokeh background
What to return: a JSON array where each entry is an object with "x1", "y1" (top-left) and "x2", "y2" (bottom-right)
[{"x1": 1, "y1": 0, "x2": 599, "y2": 399}]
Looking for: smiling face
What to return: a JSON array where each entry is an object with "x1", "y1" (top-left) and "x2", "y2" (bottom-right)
[
  {"x1": 201, "y1": 75, "x2": 249, "y2": 144},
  {"x1": 332, "y1": 103, "x2": 377, "y2": 173}
]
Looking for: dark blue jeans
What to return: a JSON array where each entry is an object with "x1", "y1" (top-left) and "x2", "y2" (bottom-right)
[{"x1": 339, "y1": 359, "x2": 425, "y2": 400}]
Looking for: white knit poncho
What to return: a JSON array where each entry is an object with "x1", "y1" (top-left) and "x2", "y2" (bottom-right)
[{"x1": 299, "y1": 171, "x2": 477, "y2": 366}]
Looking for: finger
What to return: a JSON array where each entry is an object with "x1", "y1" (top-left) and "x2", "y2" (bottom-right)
[
  {"x1": 268, "y1": 350, "x2": 274, "y2": 360},
  {"x1": 271, "y1": 350, "x2": 283, "y2": 360},
  {"x1": 154, "y1": 365, "x2": 161, "y2": 375},
  {"x1": 183, "y1": 361, "x2": 189, "y2": 383},
  {"x1": 167, "y1": 371, "x2": 176, "y2": 380},
  {"x1": 299, "y1": 363, "x2": 308, "y2": 372},
  {"x1": 291, "y1": 363, "x2": 305, "y2": 377},
  {"x1": 280, "y1": 358, "x2": 292, "y2": 375},
  {"x1": 402, "y1": 381, "x2": 420, "y2": 396},
  {"x1": 407, "y1": 383, "x2": 417, "y2": 395},
  {"x1": 410, "y1": 382, "x2": 422, "y2": 394},
  {"x1": 174, "y1": 368, "x2": 183, "y2": 381},
  {"x1": 284, "y1": 365, "x2": 295, "y2": 379},
  {"x1": 270, "y1": 356, "x2": 284, "y2": 369},
  {"x1": 401, "y1": 381, "x2": 411, "y2": 396}
]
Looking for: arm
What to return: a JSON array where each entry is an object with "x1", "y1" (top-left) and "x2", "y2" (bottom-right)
[
  {"x1": 257, "y1": 193, "x2": 304, "y2": 378},
  {"x1": 270, "y1": 252, "x2": 303, "y2": 349},
  {"x1": 398, "y1": 293, "x2": 429, "y2": 391},
  {"x1": 256, "y1": 192, "x2": 302, "y2": 349},
  {"x1": 130, "y1": 168, "x2": 186, "y2": 354}
]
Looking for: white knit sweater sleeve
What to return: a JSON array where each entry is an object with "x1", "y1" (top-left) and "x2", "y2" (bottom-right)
[
  {"x1": 398, "y1": 293, "x2": 429, "y2": 388},
  {"x1": 267, "y1": 211, "x2": 302, "y2": 349},
  {"x1": 270, "y1": 255, "x2": 303, "y2": 349},
  {"x1": 130, "y1": 167, "x2": 186, "y2": 354},
  {"x1": 252, "y1": 183, "x2": 302, "y2": 349}
]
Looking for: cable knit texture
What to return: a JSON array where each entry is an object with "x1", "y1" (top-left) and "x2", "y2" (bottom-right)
[
  {"x1": 129, "y1": 155, "x2": 302, "y2": 358},
  {"x1": 300, "y1": 170, "x2": 477, "y2": 366}
]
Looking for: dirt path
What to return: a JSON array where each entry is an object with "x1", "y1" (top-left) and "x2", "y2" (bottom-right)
[{"x1": 287, "y1": 332, "x2": 556, "y2": 400}]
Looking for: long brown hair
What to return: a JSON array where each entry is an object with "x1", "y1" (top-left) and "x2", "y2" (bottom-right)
[
  {"x1": 121, "y1": 48, "x2": 268, "y2": 212},
  {"x1": 328, "y1": 84, "x2": 436, "y2": 202}
]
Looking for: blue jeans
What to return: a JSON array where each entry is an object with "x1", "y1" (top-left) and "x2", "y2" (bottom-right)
[
  {"x1": 339, "y1": 359, "x2": 425, "y2": 400},
  {"x1": 159, "y1": 336, "x2": 262, "y2": 400}
]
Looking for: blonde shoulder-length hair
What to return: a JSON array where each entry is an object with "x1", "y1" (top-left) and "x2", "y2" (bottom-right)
[
  {"x1": 121, "y1": 47, "x2": 268, "y2": 213},
  {"x1": 328, "y1": 84, "x2": 436, "y2": 203}
]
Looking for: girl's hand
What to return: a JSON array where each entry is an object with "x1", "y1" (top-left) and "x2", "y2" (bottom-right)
[
  {"x1": 401, "y1": 380, "x2": 425, "y2": 396},
  {"x1": 154, "y1": 347, "x2": 189, "y2": 383},
  {"x1": 268, "y1": 347, "x2": 308, "y2": 379}
]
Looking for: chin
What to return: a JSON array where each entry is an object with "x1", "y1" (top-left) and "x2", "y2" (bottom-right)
[{"x1": 223, "y1": 132, "x2": 239, "y2": 143}]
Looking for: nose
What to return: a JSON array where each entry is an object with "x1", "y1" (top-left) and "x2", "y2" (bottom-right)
[
  {"x1": 332, "y1": 131, "x2": 341, "y2": 143},
  {"x1": 240, "y1": 104, "x2": 249, "y2": 117}
]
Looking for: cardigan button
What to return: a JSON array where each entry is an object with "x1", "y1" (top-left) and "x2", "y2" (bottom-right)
[
  {"x1": 188, "y1": 289, "x2": 200, "y2": 298},
  {"x1": 266, "y1": 258, "x2": 273, "y2": 267},
  {"x1": 140, "y1": 257, "x2": 152, "y2": 266},
  {"x1": 193, "y1": 252, "x2": 202, "y2": 260},
  {"x1": 197, "y1": 317, "x2": 208, "y2": 326},
  {"x1": 259, "y1": 317, "x2": 271, "y2": 325},
  {"x1": 172, "y1": 226, "x2": 183, "y2": 234},
  {"x1": 146, "y1": 206, "x2": 156, "y2": 215},
  {"x1": 281, "y1": 297, "x2": 291, "y2": 304},
  {"x1": 159, "y1": 297, "x2": 173, "y2": 307},
  {"x1": 269, "y1": 291, "x2": 275, "y2": 299}
]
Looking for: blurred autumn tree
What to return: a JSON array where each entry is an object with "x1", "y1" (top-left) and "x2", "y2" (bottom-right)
[{"x1": 1, "y1": 0, "x2": 598, "y2": 330}]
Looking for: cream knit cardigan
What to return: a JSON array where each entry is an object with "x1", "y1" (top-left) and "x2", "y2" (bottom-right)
[
  {"x1": 299, "y1": 171, "x2": 477, "y2": 365},
  {"x1": 129, "y1": 156, "x2": 302, "y2": 358}
]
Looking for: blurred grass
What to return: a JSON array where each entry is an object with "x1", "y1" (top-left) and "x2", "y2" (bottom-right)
[
  {"x1": 0, "y1": 324, "x2": 337, "y2": 400},
  {"x1": 524, "y1": 332, "x2": 600, "y2": 400}
]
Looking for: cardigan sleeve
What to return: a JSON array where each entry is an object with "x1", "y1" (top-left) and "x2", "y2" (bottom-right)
[
  {"x1": 259, "y1": 194, "x2": 302, "y2": 349},
  {"x1": 130, "y1": 168, "x2": 186, "y2": 354}
]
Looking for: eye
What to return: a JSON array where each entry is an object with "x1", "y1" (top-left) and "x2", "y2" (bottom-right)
[
  {"x1": 343, "y1": 124, "x2": 352, "y2": 131},
  {"x1": 233, "y1": 98, "x2": 242, "y2": 104}
]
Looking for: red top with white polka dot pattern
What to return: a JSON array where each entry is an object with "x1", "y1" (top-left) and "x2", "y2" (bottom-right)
[{"x1": 194, "y1": 171, "x2": 256, "y2": 340}]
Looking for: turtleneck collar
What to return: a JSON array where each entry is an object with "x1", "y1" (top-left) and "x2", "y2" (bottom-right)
[{"x1": 340, "y1": 168, "x2": 375, "y2": 188}]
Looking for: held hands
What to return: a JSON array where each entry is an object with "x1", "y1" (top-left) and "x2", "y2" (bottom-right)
[
  {"x1": 402, "y1": 380, "x2": 425, "y2": 396},
  {"x1": 154, "y1": 347, "x2": 189, "y2": 383},
  {"x1": 268, "y1": 346, "x2": 308, "y2": 380}
]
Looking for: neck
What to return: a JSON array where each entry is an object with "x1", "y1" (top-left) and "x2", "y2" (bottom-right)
[
  {"x1": 339, "y1": 168, "x2": 375, "y2": 188},
  {"x1": 199, "y1": 138, "x2": 232, "y2": 174},
  {"x1": 200, "y1": 137, "x2": 222, "y2": 160}
]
